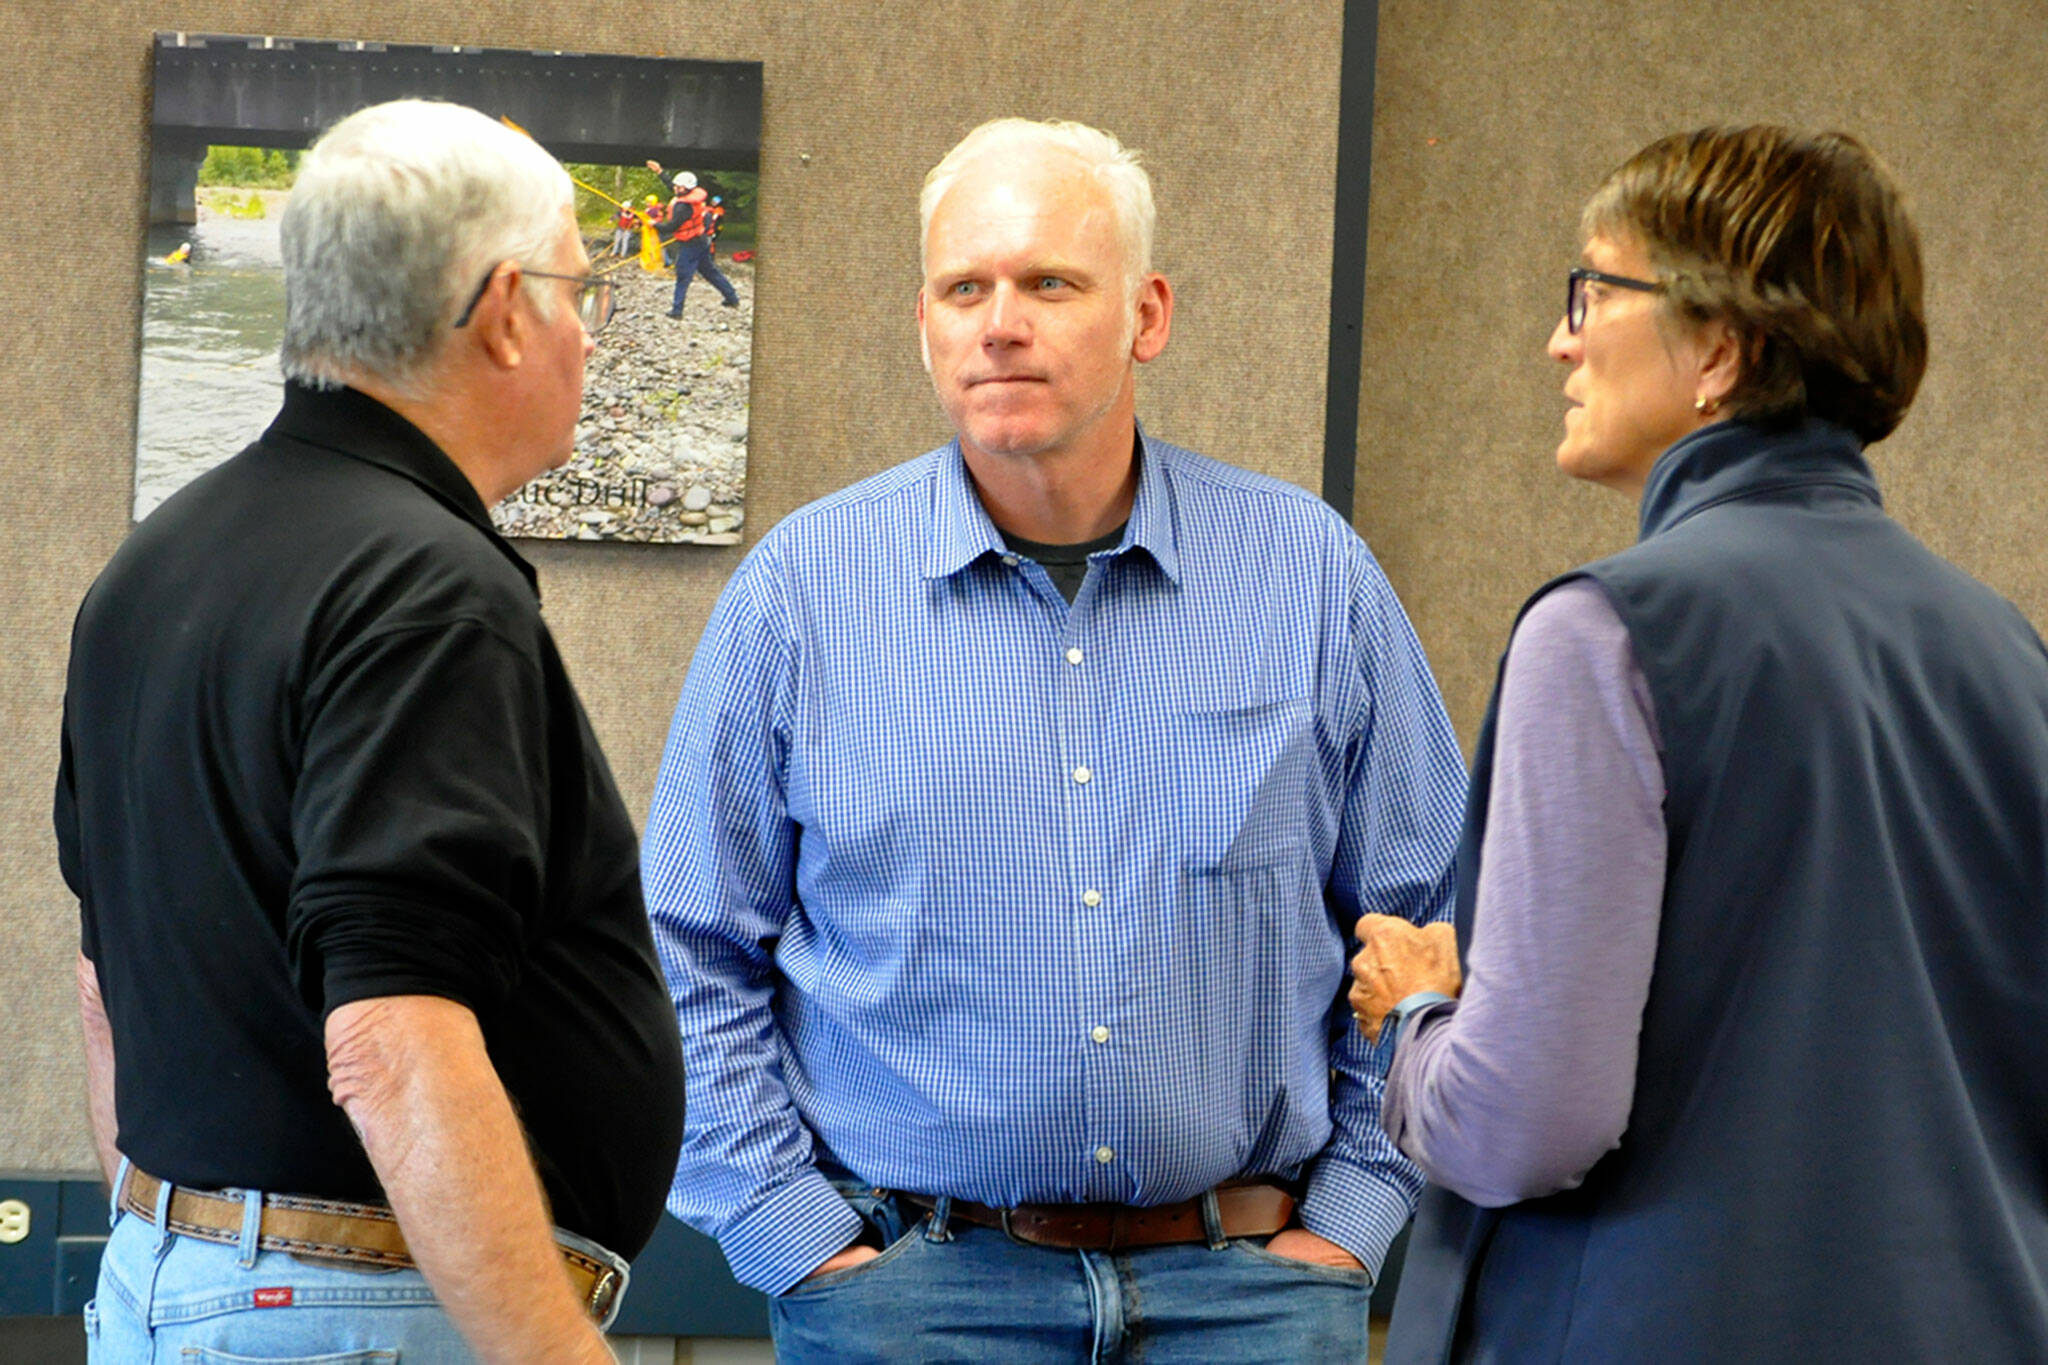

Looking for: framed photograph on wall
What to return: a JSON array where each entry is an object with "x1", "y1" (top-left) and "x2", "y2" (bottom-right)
[{"x1": 137, "y1": 33, "x2": 762, "y2": 543}]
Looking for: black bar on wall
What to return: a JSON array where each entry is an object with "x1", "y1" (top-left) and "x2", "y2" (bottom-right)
[{"x1": 1322, "y1": 0, "x2": 1379, "y2": 520}]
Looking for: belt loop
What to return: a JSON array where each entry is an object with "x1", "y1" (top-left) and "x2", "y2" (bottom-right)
[
  {"x1": 151, "y1": 1175, "x2": 176, "y2": 1260},
  {"x1": 925, "y1": 1195, "x2": 953, "y2": 1243},
  {"x1": 1198, "y1": 1188, "x2": 1227, "y2": 1250},
  {"x1": 109, "y1": 1156, "x2": 131, "y2": 1229},
  {"x1": 235, "y1": 1188, "x2": 263, "y2": 1268}
]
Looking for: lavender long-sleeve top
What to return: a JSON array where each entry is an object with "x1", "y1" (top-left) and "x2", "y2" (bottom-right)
[{"x1": 1383, "y1": 579, "x2": 1666, "y2": 1206}]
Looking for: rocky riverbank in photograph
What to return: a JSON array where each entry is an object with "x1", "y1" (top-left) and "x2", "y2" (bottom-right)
[
  {"x1": 139, "y1": 189, "x2": 755, "y2": 544},
  {"x1": 491, "y1": 248, "x2": 754, "y2": 544}
]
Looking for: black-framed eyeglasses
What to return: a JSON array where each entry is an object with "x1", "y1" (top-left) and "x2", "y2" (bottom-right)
[
  {"x1": 1566, "y1": 266, "x2": 1659, "y2": 334},
  {"x1": 453, "y1": 267, "x2": 617, "y2": 336}
]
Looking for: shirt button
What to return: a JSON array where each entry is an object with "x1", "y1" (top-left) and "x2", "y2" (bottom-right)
[
  {"x1": 1094, "y1": 1145, "x2": 1115, "y2": 1164},
  {"x1": 1065, "y1": 647, "x2": 1084, "y2": 665},
  {"x1": 1081, "y1": 889, "x2": 1102, "y2": 907},
  {"x1": 1091, "y1": 1025, "x2": 1110, "y2": 1044},
  {"x1": 1002, "y1": 554, "x2": 1020, "y2": 566},
  {"x1": 1072, "y1": 765, "x2": 1092, "y2": 785}
]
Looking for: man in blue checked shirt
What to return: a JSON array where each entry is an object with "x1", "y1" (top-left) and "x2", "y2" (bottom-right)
[{"x1": 644, "y1": 116, "x2": 1467, "y2": 1361}]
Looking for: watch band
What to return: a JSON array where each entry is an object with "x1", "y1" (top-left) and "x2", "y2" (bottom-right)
[{"x1": 1386, "y1": 990, "x2": 1454, "y2": 1040}]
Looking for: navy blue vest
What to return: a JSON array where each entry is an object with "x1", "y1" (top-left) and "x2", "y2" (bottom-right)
[{"x1": 1387, "y1": 420, "x2": 2048, "y2": 1363}]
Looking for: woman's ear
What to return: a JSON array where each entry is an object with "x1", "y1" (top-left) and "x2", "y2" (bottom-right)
[{"x1": 1694, "y1": 319, "x2": 1745, "y2": 410}]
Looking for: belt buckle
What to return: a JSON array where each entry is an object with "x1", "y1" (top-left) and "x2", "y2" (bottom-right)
[{"x1": 585, "y1": 1265, "x2": 621, "y2": 1326}]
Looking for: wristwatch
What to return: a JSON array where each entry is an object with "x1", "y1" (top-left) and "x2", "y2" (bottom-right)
[{"x1": 1385, "y1": 990, "x2": 1454, "y2": 1042}]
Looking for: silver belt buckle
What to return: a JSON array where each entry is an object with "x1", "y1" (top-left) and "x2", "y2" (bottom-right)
[{"x1": 585, "y1": 1264, "x2": 623, "y2": 1330}]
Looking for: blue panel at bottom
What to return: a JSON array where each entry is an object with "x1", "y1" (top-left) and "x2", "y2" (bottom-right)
[
  {"x1": 611, "y1": 1215, "x2": 768, "y2": 1338},
  {"x1": 54, "y1": 1238, "x2": 103, "y2": 1316},
  {"x1": 1373, "y1": 1223, "x2": 1410, "y2": 1317},
  {"x1": 0, "y1": 1180, "x2": 60, "y2": 1316}
]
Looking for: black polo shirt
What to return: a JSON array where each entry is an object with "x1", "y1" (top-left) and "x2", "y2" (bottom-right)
[{"x1": 54, "y1": 383, "x2": 684, "y2": 1258}]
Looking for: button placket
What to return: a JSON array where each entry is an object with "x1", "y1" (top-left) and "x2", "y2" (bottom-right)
[{"x1": 1062, "y1": 613, "x2": 1121, "y2": 1197}]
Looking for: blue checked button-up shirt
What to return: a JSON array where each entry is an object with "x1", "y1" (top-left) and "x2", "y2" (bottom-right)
[{"x1": 644, "y1": 430, "x2": 1467, "y2": 1295}]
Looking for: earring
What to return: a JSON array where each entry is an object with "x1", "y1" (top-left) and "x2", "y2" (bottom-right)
[{"x1": 1694, "y1": 395, "x2": 1718, "y2": 415}]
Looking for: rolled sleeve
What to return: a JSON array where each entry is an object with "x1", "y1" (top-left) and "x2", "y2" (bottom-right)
[{"x1": 286, "y1": 618, "x2": 550, "y2": 1017}]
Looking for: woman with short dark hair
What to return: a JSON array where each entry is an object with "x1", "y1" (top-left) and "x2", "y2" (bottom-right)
[{"x1": 1353, "y1": 126, "x2": 2048, "y2": 1363}]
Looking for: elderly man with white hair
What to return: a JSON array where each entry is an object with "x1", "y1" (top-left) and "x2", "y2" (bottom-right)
[
  {"x1": 644, "y1": 117, "x2": 1466, "y2": 1360},
  {"x1": 56, "y1": 99, "x2": 682, "y2": 1364}
]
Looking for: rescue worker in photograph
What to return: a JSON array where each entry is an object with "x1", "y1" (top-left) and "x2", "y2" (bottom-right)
[
  {"x1": 1352, "y1": 125, "x2": 2048, "y2": 1363},
  {"x1": 644, "y1": 116, "x2": 1465, "y2": 1362},
  {"x1": 645, "y1": 158, "x2": 740, "y2": 315},
  {"x1": 610, "y1": 200, "x2": 639, "y2": 258},
  {"x1": 57, "y1": 98, "x2": 683, "y2": 1365}
]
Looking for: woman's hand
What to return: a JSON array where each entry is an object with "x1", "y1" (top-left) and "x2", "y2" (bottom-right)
[{"x1": 1349, "y1": 916, "x2": 1461, "y2": 1043}]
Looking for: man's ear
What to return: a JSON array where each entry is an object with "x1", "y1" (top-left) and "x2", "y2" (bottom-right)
[
  {"x1": 916, "y1": 287, "x2": 932, "y2": 374},
  {"x1": 1131, "y1": 273, "x2": 1173, "y2": 364},
  {"x1": 462, "y1": 263, "x2": 526, "y2": 371}
]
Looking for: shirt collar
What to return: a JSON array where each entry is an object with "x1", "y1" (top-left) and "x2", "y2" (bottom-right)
[
  {"x1": 263, "y1": 381, "x2": 540, "y2": 593},
  {"x1": 1636, "y1": 416, "x2": 1879, "y2": 542},
  {"x1": 922, "y1": 421, "x2": 1182, "y2": 586}
]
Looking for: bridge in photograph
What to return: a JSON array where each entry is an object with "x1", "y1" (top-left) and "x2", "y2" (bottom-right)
[{"x1": 148, "y1": 32, "x2": 761, "y2": 223}]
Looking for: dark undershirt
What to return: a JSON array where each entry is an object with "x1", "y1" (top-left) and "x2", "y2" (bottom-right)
[{"x1": 1001, "y1": 521, "x2": 1129, "y2": 603}]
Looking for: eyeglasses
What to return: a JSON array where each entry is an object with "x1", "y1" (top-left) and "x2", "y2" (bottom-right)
[
  {"x1": 453, "y1": 267, "x2": 617, "y2": 336},
  {"x1": 1566, "y1": 266, "x2": 1659, "y2": 334}
]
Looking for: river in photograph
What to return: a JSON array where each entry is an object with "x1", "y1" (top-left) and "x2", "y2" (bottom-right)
[
  {"x1": 135, "y1": 210, "x2": 287, "y2": 520},
  {"x1": 133, "y1": 187, "x2": 756, "y2": 542}
]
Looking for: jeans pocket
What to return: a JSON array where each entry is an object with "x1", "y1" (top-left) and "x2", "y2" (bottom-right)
[
  {"x1": 1229, "y1": 1238, "x2": 1375, "y2": 1287},
  {"x1": 831, "y1": 1185, "x2": 910, "y2": 1248},
  {"x1": 779, "y1": 1220, "x2": 926, "y2": 1299}
]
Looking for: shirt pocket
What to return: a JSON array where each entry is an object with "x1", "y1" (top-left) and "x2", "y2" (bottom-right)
[{"x1": 1178, "y1": 697, "x2": 1315, "y2": 873}]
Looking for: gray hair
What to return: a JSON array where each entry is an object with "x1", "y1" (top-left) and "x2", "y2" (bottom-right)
[
  {"x1": 919, "y1": 118, "x2": 1156, "y2": 293},
  {"x1": 279, "y1": 99, "x2": 572, "y2": 393}
]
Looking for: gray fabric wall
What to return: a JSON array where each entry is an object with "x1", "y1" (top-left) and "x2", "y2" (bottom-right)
[
  {"x1": 1359, "y1": 0, "x2": 2048, "y2": 736},
  {"x1": 0, "y1": 0, "x2": 1346, "y2": 1171}
]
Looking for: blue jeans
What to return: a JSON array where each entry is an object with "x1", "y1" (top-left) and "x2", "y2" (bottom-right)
[
  {"x1": 670, "y1": 236, "x2": 738, "y2": 313},
  {"x1": 770, "y1": 1187, "x2": 1374, "y2": 1364},
  {"x1": 86, "y1": 1162, "x2": 627, "y2": 1363}
]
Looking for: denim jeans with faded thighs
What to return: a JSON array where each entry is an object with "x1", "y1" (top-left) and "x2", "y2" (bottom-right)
[
  {"x1": 86, "y1": 1158, "x2": 626, "y2": 1364},
  {"x1": 770, "y1": 1182, "x2": 1373, "y2": 1365}
]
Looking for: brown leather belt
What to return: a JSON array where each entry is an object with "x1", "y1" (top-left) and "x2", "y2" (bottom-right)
[
  {"x1": 118, "y1": 1165, "x2": 623, "y2": 1325},
  {"x1": 906, "y1": 1180, "x2": 1295, "y2": 1251}
]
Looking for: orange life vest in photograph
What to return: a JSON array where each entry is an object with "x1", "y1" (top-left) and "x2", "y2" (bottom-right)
[{"x1": 666, "y1": 187, "x2": 711, "y2": 241}]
